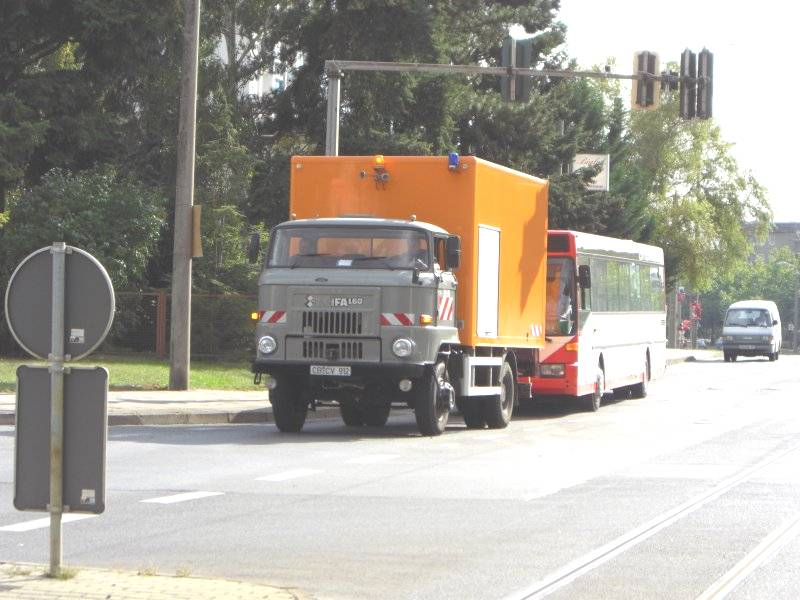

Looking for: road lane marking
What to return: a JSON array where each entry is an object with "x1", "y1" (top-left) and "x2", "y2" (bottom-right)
[
  {"x1": 0, "y1": 514, "x2": 97, "y2": 532},
  {"x1": 695, "y1": 511, "x2": 800, "y2": 600},
  {"x1": 140, "y1": 491, "x2": 224, "y2": 504},
  {"x1": 346, "y1": 454, "x2": 399, "y2": 465},
  {"x1": 256, "y1": 469, "x2": 322, "y2": 482},
  {"x1": 504, "y1": 442, "x2": 800, "y2": 600}
]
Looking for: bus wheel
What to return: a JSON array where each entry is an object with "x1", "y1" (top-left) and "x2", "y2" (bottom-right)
[
  {"x1": 414, "y1": 361, "x2": 450, "y2": 436},
  {"x1": 585, "y1": 370, "x2": 603, "y2": 412},
  {"x1": 630, "y1": 356, "x2": 649, "y2": 399},
  {"x1": 482, "y1": 361, "x2": 515, "y2": 429},
  {"x1": 270, "y1": 379, "x2": 309, "y2": 433}
]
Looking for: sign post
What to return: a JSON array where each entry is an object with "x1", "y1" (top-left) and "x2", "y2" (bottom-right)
[
  {"x1": 4, "y1": 243, "x2": 114, "y2": 577},
  {"x1": 49, "y1": 242, "x2": 66, "y2": 575}
]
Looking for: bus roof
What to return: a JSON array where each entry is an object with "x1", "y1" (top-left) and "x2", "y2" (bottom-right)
[{"x1": 548, "y1": 230, "x2": 664, "y2": 265}]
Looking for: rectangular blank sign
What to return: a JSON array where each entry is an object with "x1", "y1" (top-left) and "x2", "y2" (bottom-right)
[
  {"x1": 15, "y1": 365, "x2": 108, "y2": 514},
  {"x1": 476, "y1": 225, "x2": 500, "y2": 338}
]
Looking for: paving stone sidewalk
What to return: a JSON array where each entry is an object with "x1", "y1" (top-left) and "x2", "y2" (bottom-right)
[{"x1": 0, "y1": 562, "x2": 311, "y2": 599}]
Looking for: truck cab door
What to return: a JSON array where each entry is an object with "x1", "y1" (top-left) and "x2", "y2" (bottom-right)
[{"x1": 434, "y1": 235, "x2": 457, "y2": 326}]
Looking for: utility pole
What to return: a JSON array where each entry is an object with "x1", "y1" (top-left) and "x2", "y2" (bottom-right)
[{"x1": 170, "y1": 0, "x2": 201, "y2": 390}]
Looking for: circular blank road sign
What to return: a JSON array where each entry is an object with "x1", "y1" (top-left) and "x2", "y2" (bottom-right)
[{"x1": 5, "y1": 246, "x2": 115, "y2": 361}]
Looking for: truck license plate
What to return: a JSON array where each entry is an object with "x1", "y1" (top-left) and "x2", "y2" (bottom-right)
[
  {"x1": 310, "y1": 365, "x2": 351, "y2": 376},
  {"x1": 739, "y1": 345, "x2": 755, "y2": 350}
]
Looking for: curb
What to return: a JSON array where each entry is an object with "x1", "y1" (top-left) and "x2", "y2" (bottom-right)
[{"x1": 0, "y1": 406, "x2": 342, "y2": 428}]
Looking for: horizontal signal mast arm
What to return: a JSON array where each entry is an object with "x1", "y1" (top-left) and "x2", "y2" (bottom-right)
[{"x1": 324, "y1": 59, "x2": 686, "y2": 84}]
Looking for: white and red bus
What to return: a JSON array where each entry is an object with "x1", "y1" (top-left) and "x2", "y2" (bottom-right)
[{"x1": 519, "y1": 230, "x2": 667, "y2": 411}]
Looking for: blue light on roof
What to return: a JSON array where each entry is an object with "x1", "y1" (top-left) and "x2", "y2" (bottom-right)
[{"x1": 447, "y1": 152, "x2": 459, "y2": 170}]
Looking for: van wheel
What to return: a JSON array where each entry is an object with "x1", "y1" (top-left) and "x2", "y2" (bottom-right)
[
  {"x1": 414, "y1": 361, "x2": 450, "y2": 436},
  {"x1": 482, "y1": 361, "x2": 515, "y2": 428},
  {"x1": 270, "y1": 379, "x2": 309, "y2": 433},
  {"x1": 630, "y1": 355, "x2": 649, "y2": 399}
]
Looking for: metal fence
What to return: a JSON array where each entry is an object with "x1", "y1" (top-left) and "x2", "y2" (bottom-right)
[{"x1": 1, "y1": 291, "x2": 257, "y2": 360}]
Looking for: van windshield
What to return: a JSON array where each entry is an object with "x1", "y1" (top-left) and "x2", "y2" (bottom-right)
[
  {"x1": 724, "y1": 308, "x2": 771, "y2": 327},
  {"x1": 268, "y1": 226, "x2": 431, "y2": 270}
]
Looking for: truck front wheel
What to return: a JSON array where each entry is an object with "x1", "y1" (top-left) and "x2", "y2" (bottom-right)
[
  {"x1": 414, "y1": 361, "x2": 450, "y2": 436},
  {"x1": 270, "y1": 378, "x2": 309, "y2": 433}
]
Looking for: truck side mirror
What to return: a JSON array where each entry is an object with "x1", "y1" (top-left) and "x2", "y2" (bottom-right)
[
  {"x1": 446, "y1": 235, "x2": 461, "y2": 269},
  {"x1": 578, "y1": 264, "x2": 591, "y2": 289},
  {"x1": 773, "y1": 319, "x2": 778, "y2": 326},
  {"x1": 247, "y1": 232, "x2": 261, "y2": 264}
]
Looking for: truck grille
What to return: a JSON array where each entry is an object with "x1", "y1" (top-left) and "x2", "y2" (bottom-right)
[
  {"x1": 302, "y1": 311, "x2": 365, "y2": 335},
  {"x1": 302, "y1": 340, "x2": 364, "y2": 360}
]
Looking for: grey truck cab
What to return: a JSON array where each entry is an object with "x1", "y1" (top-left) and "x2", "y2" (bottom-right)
[
  {"x1": 721, "y1": 300, "x2": 782, "y2": 362},
  {"x1": 251, "y1": 217, "x2": 462, "y2": 434}
]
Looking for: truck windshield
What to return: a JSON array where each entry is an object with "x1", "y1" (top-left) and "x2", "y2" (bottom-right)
[
  {"x1": 268, "y1": 226, "x2": 431, "y2": 270},
  {"x1": 724, "y1": 308, "x2": 771, "y2": 327},
  {"x1": 546, "y1": 257, "x2": 576, "y2": 336}
]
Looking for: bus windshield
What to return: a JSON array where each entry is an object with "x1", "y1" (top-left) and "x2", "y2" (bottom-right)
[
  {"x1": 546, "y1": 257, "x2": 576, "y2": 336},
  {"x1": 267, "y1": 226, "x2": 431, "y2": 270}
]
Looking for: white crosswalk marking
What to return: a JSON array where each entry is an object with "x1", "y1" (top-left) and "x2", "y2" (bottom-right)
[
  {"x1": 0, "y1": 514, "x2": 97, "y2": 532},
  {"x1": 140, "y1": 491, "x2": 224, "y2": 504},
  {"x1": 346, "y1": 454, "x2": 399, "y2": 465},
  {"x1": 255, "y1": 469, "x2": 321, "y2": 482}
]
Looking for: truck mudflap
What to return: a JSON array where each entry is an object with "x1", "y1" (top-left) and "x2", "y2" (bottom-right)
[{"x1": 251, "y1": 360, "x2": 427, "y2": 380}]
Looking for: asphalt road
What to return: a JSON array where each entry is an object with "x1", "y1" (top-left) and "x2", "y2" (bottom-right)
[{"x1": 1, "y1": 354, "x2": 799, "y2": 599}]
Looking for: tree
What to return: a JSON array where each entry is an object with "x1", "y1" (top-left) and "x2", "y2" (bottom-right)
[
  {"x1": 0, "y1": 167, "x2": 166, "y2": 289},
  {"x1": 626, "y1": 98, "x2": 771, "y2": 290}
]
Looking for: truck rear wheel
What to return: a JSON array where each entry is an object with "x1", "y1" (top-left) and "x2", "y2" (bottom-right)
[
  {"x1": 340, "y1": 401, "x2": 364, "y2": 426},
  {"x1": 414, "y1": 362, "x2": 450, "y2": 436},
  {"x1": 362, "y1": 402, "x2": 391, "y2": 426},
  {"x1": 270, "y1": 379, "x2": 309, "y2": 433},
  {"x1": 460, "y1": 398, "x2": 486, "y2": 429},
  {"x1": 482, "y1": 361, "x2": 515, "y2": 429}
]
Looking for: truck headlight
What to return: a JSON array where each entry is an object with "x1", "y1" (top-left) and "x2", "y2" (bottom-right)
[
  {"x1": 762, "y1": 335, "x2": 773, "y2": 342},
  {"x1": 258, "y1": 335, "x2": 277, "y2": 355},
  {"x1": 540, "y1": 364, "x2": 565, "y2": 377},
  {"x1": 724, "y1": 335, "x2": 734, "y2": 342},
  {"x1": 392, "y1": 337, "x2": 415, "y2": 357}
]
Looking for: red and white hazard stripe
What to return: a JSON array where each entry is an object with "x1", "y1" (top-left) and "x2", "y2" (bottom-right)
[
  {"x1": 261, "y1": 310, "x2": 287, "y2": 324},
  {"x1": 437, "y1": 292, "x2": 455, "y2": 321},
  {"x1": 380, "y1": 312, "x2": 414, "y2": 326},
  {"x1": 530, "y1": 324, "x2": 543, "y2": 337}
]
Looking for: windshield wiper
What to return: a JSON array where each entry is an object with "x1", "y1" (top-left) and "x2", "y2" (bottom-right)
[
  {"x1": 349, "y1": 256, "x2": 397, "y2": 269},
  {"x1": 288, "y1": 253, "x2": 329, "y2": 269}
]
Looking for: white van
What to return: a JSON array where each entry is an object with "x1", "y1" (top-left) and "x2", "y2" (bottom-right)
[{"x1": 721, "y1": 300, "x2": 782, "y2": 362}]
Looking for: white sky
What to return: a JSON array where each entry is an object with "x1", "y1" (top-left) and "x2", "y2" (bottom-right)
[{"x1": 552, "y1": 0, "x2": 800, "y2": 223}]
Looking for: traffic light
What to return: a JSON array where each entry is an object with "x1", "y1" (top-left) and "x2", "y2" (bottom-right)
[
  {"x1": 632, "y1": 51, "x2": 660, "y2": 109},
  {"x1": 501, "y1": 36, "x2": 533, "y2": 102},
  {"x1": 696, "y1": 48, "x2": 713, "y2": 119},
  {"x1": 679, "y1": 49, "x2": 696, "y2": 119}
]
